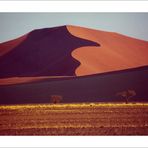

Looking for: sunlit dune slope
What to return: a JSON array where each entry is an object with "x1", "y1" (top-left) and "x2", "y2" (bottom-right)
[
  {"x1": 0, "y1": 76, "x2": 74, "y2": 85},
  {"x1": 67, "y1": 25, "x2": 148, "y2": 76},
  {"x1": 0, "y1": 34, "x2": 28, "y2": 56}
]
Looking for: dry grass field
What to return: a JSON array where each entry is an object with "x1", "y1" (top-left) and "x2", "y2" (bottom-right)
[{"x1": 0, "y1": 103, "x2": 148, "y2": 135}]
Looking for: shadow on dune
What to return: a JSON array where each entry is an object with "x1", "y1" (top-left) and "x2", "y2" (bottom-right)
[
  {"x1": 0, "y1": 66, "x2": 148, "y2": 104},
  {"x1": 0, "y1": 26, "x2": 99, "y2": 78}
]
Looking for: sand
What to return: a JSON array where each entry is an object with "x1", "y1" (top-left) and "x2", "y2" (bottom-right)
[
  {"x1": 67, "y1": 25, "x2": 148, "y2": 76},
  {"x1": 0, "y1": 34, "x2": 27, "y2": 56}
]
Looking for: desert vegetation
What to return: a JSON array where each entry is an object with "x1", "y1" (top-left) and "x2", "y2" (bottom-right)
[
  {"x1": 0, "y1": 102, "x2": 148, "y2": 135},
  {"x1": 116, "y1": 90, "x2": 136, "y2": 104},
  {"x1": 50, "y1": 95, "x2": 63, "y2": 104}
]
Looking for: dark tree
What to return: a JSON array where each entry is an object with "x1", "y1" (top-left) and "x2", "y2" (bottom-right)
[
  {"x1": 50, "y1": 95, "x2": 63, "y2": 104},
  {"x1": 116, "y1": 89, "x2": 136, "y2": 104}
]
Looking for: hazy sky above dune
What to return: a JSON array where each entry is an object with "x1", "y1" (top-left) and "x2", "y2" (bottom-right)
[{"x1": 0, "y1": 13, "x2": 148, "y2": 43}]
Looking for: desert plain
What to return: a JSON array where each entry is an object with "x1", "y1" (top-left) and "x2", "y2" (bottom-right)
[{"x1": 0, "y1": 103, "x2": 148, "y2": 135}]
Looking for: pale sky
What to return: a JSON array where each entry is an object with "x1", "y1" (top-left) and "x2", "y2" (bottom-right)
[{"x1": 0, "y1": 13, "x2": 148, "y2": 43}]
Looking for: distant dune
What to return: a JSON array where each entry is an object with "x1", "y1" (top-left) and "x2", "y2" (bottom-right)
[{"x1": 67, "y1": 25, "x2": 148, "y2": 76}]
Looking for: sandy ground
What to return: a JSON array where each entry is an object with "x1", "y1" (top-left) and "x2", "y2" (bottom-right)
[{"x1": 0, "y1": 103, "x2": 148, "y2": 135}]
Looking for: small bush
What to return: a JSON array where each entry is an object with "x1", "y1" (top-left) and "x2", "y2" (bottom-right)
[
  {"x1": 116, "y1": 89, "x2": 136, "y2": 104},
  {"x1": 50, "y1": 95, "x2": 63, "y2": 104}
]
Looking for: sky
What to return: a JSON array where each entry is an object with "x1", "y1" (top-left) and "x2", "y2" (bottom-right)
[{"x1": 0, "y1": 13, "x2": 148, "y2": 43}]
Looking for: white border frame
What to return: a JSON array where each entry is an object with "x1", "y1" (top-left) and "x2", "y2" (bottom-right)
[
  {"x1": 0, "y1": 1, "x2": 148, "y2": 12},
  {"x1": 0, "y1": 136, "x2": 148, "y2": 147},
  {"x1": 0, "y1": 1, "x2": 148, "y2": 147}
]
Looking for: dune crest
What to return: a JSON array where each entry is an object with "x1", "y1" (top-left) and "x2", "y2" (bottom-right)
[{"x1": 67, "y1": 25, "x2": 148, "y2": 76}]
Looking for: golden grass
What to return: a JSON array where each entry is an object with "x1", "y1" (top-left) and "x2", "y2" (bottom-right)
[
  {"x1": 0, "y1": 102, "x2": 148, "y2": 109},
  {"x1": 0, "y1": 102, "x2": 148, "y2": 135}
]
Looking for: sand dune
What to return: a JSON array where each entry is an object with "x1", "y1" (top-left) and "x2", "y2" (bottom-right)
[
  {"x1": 0, "y1": 25, "x2": 148, "y2": 78},
  {"x1": 0, "y1": 26, "x2": 98, "y2": 78},
  {"x1": 0, "y1": 25, "x2": 148, "y2": 103},
  {"x1": 67, "y1": 25, "x2": 148, "y2": 76},
  {"x1": 0, "y1": 34, "x2": 28, "y2": 56}
]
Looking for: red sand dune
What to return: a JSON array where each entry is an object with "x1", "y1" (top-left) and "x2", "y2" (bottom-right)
[
  {"x1": 67, "y1": 25, "x2": 148, "y2": 76},
  {"x1": 0, "y1": 34, "x2": 28, "y2": 56},
  {"x1": 0, "y1": 26, "x2": 99, "y2": 78},
  {"x1": 0, "y1": 25, "x2": 148, "y2": 82}
]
